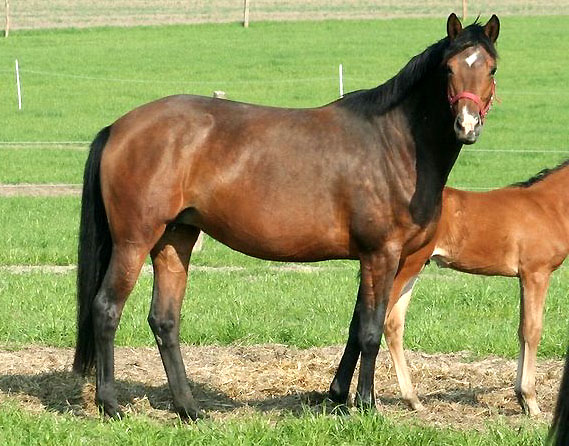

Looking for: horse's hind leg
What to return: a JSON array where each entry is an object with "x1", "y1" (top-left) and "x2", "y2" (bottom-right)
[
  {"x1": 94, "y1": 244, "x2": 148, "y2": 418},
  {"x1": 149, "y1": 223, "x2": 203, "y2": 420},
  {"x1": 515, "y1": 270, "x2": 550, "y2": 416}
]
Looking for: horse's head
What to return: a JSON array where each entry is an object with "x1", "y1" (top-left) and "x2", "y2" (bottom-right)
[{"x1": 444, "y1": 13, "x2": 499, "y2": 144}]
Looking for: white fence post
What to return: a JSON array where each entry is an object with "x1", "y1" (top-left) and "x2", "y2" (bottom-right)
[
  {"x1": 4, "y1": 0, "x2": 9, "y2": 38},
  {"x1": 243, "y1": 0, "x2": 250, "y2": 28},
  {"x1": 339, "y1": 63, "x2": 344, "y2": 98},
  {"x1": 15, "y1": 59, "x2": 22, "y2": 110}
]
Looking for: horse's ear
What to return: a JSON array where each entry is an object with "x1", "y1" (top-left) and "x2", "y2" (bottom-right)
[
  {"x1": 447, "y1": 13, "x2": 462, "y2": 41},
  {"x1": 483, "y1": 14, "x2": 500, "y2": 43}
]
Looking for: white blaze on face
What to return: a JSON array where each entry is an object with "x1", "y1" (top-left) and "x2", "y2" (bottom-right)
[
  {"x1": 459, "y1": 105, "x2": 479, "y2": 133},
  {"x1": 465, "y1": 50, "x2": 479, "y2": 67}
]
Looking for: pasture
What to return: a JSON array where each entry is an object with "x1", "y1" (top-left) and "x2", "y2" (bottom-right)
[{"x1": 1, "y1": 13, "x2": 568, "y2": 445}]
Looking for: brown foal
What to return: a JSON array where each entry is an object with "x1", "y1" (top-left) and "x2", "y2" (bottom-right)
[{"x1": 384, "y1": 161, "x2": 569, "y2": 416}]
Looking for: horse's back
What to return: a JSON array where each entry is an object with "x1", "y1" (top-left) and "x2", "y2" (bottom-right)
[{"x1": 100, "y1": 95, "x2": 363, "y2": 260}]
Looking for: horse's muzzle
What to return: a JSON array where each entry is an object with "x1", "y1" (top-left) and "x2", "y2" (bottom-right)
[{"x1": 454, "y1": 111, "x2": 481, "y2": 145}]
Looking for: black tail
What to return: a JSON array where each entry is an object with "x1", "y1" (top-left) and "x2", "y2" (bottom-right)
[
  {"x1": 73, "y1": 126, "x2": 112, "y2": 375},
  {"x1": 551, "y1": 342, "x2": 569, "y2": 445}
]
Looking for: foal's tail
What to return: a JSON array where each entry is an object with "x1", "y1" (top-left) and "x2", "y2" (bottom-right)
[
  {"x1": 550, "y1": 342, "x2": 569, "y2": 445},
  {"x1": 72, "y1": 126, "x2": 112, "y2": 376}
]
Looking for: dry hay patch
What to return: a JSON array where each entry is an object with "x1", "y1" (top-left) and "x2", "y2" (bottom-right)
[{"x1": 0, "y1": 345, "x2": 560, "y2": 429}]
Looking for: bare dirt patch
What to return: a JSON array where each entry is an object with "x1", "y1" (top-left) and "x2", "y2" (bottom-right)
[
  {"x1": 0, "y1": 184, "x2": 81, "y2": 197},
  {"x1": 7, "y1": 1, "x2": 569, "y2": 30},
  {"x1": 0, "y1": 345, "x2": 560, "y2": 429}
]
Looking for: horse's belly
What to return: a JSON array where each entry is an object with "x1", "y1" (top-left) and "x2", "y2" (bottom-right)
[{"x1": 178, "y1": 207, "x2": 351, "y2": 261}]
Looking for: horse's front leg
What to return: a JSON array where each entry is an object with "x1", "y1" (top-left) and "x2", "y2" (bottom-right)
[
  {"x1": 354, "y1": 249, "x2": 400, "y2": 409},
  {"x1": 329, "y1": 284, "x2": 363, "y2": 405}
]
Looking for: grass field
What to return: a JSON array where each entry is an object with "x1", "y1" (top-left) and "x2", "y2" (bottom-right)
[
  {"x1": 0, "y1": 16, "x2": 568, "y2": 148},
  {"x1": 1, "y1": 15, "x2": 568, "y2": 445},
  {"x1": 1, "y1": 262, "x2": 569, "y2": 359}
]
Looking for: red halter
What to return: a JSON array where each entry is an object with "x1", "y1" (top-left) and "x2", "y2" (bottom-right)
[{"x1": 448, "y1": 79, "x2": 496, "y2": 123}]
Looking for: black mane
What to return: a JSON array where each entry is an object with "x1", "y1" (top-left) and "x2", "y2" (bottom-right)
[
  {"x1": 337, "y1": 22, "x2": 498, "y2": 117},
  {"x1": 510, "y1": 159, "x2": 569, "y2": 188}
]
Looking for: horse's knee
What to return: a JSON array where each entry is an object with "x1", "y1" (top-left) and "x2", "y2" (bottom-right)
[
  {"x1": 148, "y1": 311, "x2": 178, "y2": 347},
  {"x1": 359, "y1": 325, "x2": 382, "y2": 355}
]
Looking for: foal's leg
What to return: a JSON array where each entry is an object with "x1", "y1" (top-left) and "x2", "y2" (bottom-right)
[
  {"x1": 354, "y1": 250, "x2": 400, "y2": 409},
  {"x1": 515, "y1": 270, "x2": 550, "y2": 416},
  {"x1": 93, "y1": 244, "x2": 148, "y2": 418},
  {"x1": 329, "y1": 284, "x2": 363, "y2": 405},
  {"x1": 149, "y1": 224, "x2": 204, "y2": 420},
  {"x1": 384, "y1": 272, "x2": 423, "y2": 411}
]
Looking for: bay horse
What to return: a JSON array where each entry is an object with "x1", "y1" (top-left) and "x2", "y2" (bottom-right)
[
  {"x1": 380, "y1": 160, "x2": 569, "y2": 417},
  {"x1": 73, "y1": 13, "x2": 499, "y2": 420}
]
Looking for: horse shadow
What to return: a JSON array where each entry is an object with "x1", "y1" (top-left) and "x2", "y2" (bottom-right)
[{"x1": 0, "y1": 371, "x2": 514, "y2": 418}]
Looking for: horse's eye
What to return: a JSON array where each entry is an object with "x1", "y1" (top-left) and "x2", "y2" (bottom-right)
[
  {"x1": 490, "y1": 67, "x2": 497, "y2": 76},
  {"x1": 446, "y1": 66, "x2": 454, "y2": 76}
]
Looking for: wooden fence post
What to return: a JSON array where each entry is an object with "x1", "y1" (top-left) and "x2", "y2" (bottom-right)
[
  {"x1": 243, "y1": 0, "x2": 250, "y2": 28},
  {"x1": 4, "y1": 0, "x2": 10, "y2": 38},
  {"x1": 192, "y1": 89, "x2": 230, "y2": 253},
  {"x1": 462, "y1": 0, "x2": 467, "y2": 20}
]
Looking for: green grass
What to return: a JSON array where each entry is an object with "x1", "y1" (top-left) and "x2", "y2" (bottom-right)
[
  {"x1": 0, "y1": 197, "x2": 80, "y2": 265},
  {"x1": 1, "y1": 263, "x2": 568, "y2": 359},
  {"x1": 0, "y1": 148, "x2": 87, "y2": 184},
  {"x1": 0, "y1": 400, "x2": 547, "y2": 446},
  {"x1": 0, "y1": 16, "x2": 568, "y2": 150}
]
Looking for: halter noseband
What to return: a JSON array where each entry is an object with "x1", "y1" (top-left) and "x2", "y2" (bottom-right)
[{"x1": 447, "y1": 79, "x2": 496, "y2": 123}]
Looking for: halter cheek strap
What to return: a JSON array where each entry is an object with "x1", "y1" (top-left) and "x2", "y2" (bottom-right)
[{"x1": 447, "y1": 79, "x2": 496, "y2": 123}]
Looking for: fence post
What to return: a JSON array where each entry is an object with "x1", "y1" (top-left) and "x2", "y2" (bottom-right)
[
  {"x1": 4, "y1": 0, "x2": 9, "y2": 38},
  {"x1": 192, "y1": 89, "x2": 230, "y2": 253},
  {"x1": 15, "y1": 59, "x2": 21, "y2": 110},
  {"x1": 462, "y1": 0, "x2": 467, "y2": 20},
  {"x1": 243, "y1": 0, "x2": 250, "y2": 28},
  {"x1": 339, "y1": 64, "x2": 344, "y2": 98}
]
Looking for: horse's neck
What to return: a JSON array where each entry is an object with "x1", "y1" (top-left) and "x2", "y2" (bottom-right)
[
  {"x1": 391, "y1": 80, "x2": 461, "y2": 225},
  {"x1": 407, "y1": 79, "x2": 461, "y2": 184}
]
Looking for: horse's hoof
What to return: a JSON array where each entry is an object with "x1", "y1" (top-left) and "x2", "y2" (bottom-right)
[
  {"x1": 353, "y1": 396, "x2": 377, "y2": 413},
  {"x1": 99, "y1": 402, "x2": 124, "y2": 420},
  {"x1": 178, "y1": 407, "x2": 209, "y2": 422},
  {"x1": 329, "y1": 402, "x2": 351, "y2": 417},
  {"x1": 328, "y1": 388, "x2": 349, "y2": 406}
]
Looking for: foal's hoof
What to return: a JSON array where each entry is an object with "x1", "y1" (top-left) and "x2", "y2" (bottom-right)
[
  {"x1": 404, "y1": 397, "x2": 425, "y2": 412},
  {"x1": 518, "y1": 397, "x2": 541, "y2": 417}
]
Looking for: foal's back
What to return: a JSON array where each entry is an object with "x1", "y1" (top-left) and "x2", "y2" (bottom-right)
[{"x1": 433, "y1": 185, "x2": 569, "y2": 276}]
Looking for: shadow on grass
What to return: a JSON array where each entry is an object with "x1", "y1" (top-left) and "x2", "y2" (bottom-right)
[{"x1": 0, "y1": 371, "x2": 509, "y2": 419}]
